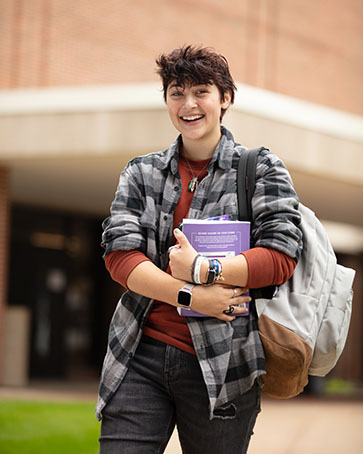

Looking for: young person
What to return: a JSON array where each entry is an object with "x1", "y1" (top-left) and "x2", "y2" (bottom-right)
[{"x1": 97, "y1": 46, "x2": 302, "y2": 454}]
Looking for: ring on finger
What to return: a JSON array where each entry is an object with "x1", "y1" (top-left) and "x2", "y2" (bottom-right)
[
  {"x1": 223, "y1": 305, "x2": 235, "y2": 315},
  {"x1": 233, "y1": 288, "x2": 238, "y2": 298},
  {"x1": 168, "y1": 245, "x2": 178, "y2": 254}
]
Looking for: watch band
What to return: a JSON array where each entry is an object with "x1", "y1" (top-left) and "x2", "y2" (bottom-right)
[{"x1": 204, "y1": 259, "x2": 223, "y2": 285}]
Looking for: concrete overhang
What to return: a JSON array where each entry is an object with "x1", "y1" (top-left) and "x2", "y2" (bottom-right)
[{"x1": 0, "y1": 83, "x2": 362, "y2": 251}]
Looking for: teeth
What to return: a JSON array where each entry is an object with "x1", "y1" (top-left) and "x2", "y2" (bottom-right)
[{"x1": 182, "y1": 115, "x2": 203, "y2": 121}]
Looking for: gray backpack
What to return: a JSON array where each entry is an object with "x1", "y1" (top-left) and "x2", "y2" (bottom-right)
[{"x1": 238, "y1": 148, "x2": 356, "y2": 398}]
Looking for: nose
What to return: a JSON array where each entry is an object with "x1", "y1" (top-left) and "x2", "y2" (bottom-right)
[{"x1": 183, "y1": 93, "x2": 197, "y2": 109}]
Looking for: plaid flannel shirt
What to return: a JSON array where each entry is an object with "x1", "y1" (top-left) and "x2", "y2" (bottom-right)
[{"x1": 96, "y1": 127, "x2": 302, "y2": 420}]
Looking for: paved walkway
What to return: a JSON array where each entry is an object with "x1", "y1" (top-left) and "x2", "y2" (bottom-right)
[
  {"x1": 1, "y1": 383, "x2": 362, "y2": 453},
  {"x1": 165, "y1": 397, "x2": 363, "y2": 454}
]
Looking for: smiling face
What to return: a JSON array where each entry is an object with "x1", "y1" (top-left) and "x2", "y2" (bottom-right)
[{"x1": 166, "y1": 83, "x2": 231, "y2": 156}]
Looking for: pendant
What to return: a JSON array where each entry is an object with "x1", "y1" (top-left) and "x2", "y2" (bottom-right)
[{"x1": 188, "y1": 177, "x2": 198, "y2": 192}]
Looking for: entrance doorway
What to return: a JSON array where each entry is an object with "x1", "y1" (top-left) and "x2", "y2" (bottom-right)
[{"x1": 7, "y1": 204, "x2": 122, "y2": 380}]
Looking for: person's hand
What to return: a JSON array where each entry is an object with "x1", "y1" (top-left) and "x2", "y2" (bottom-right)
[
  {"x1": 191, "y1": 284, "x2": 251, "y2": 321},
  {"x1": 169, "y1": 228, "x2": 199, "y2": 282}
]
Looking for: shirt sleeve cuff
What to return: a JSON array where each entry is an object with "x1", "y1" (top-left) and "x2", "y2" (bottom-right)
[{"x1": 105, "y1": 249, "x2": 151, "y2": 289}]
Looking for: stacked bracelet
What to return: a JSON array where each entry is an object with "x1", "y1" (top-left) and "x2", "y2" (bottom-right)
[
  {"x1": 204, "y1": 258, "x2": 224, "y2": 285},
  {"x1": 191, "y1": 256, "x2": 223, "y2": 285},
  {"x1": 210, "y1": 259, "x2": 223, "y2": 281},
  {"x1": 190, "y1": 254, "x2": 207, "y2": 284},
  {"x1": 190, "y1": 254, "x2": 200, "y2": 283},
  {"x1": 194, "y1": 255, "x2": 205, "y2": 284}
]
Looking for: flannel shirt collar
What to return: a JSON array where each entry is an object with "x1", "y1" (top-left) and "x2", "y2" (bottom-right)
[{"x1": 155, "y1": 126, "x2": 235, "y2": 173}]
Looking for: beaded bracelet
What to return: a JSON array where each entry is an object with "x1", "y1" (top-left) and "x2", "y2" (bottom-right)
[
  {"x1": 210, "y1": 259, "x2": 223, "y2": 280},
  {"x1": 204, "y1": 258, "x2": 224, "y2": 285}
]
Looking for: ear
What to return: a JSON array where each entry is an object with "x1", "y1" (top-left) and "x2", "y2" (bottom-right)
[{"x1": 221, "y1": 91, "x2": 232, "y2": 110}]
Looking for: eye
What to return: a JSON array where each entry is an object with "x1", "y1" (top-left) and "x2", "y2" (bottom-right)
[
  {"x1": 170, "y1": 91, "x2": 183, "y2": 97},
  {"x1": 196, "y1": 88, "x2": 208, "y2": 95}
]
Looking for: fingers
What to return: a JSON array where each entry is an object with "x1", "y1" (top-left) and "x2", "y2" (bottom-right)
[
  {"x1": 177, "y1": 284, "x2": 251, "y2": 321},
  {"x1": 223, "y1": 304, "x2": 236, "y2": 315},
  {"x1": 224, "y1": 288, "x2": 251, "y2": 316},
  {"x1": 195, "y1": 291, "x2": 250, "y2": 321},
  {"x1": 168, "y1": 244, "x2": 180, "y2": 254},
  {"x1": 227, "y1": 302, "x2": 249, "y2": 315},
  {"x1": 215, "y1": 306, "x2": 248, "y2": 322},
  {"x1": 173, "y1": 228, "x2": 189, "y2": 247},
  {"x1": 217, "y1": 305, "x2": 248, "y2": 321},
  {"x1": 231, "y1": 287, "x2": 249, "y2": 298}
]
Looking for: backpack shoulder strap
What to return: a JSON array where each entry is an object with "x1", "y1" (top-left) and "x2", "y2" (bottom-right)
[
  {"x1": 237, "y1": 146, "x2": 276, "y2": 299},
  {"x1": 237, "y1": 147, "x2": 264, "y2": 222}
]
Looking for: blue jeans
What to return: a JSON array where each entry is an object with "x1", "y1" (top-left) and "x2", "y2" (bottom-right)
[{"x1": 99, "y1": 335, "x2": 261, "y2": 454}]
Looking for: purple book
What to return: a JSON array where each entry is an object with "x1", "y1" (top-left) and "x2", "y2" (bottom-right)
[{"x1": 177, "y1": 218, "x2": 250, "y2": 317}]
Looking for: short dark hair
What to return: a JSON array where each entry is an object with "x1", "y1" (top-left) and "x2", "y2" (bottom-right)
[{"x1": 156, "y1": 45, "x2": 236, "y2": 118}]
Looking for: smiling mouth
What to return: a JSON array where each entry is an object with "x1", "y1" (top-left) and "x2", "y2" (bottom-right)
[{"x1": 181, "y1": 115, "x2": 204, "y2": 122}]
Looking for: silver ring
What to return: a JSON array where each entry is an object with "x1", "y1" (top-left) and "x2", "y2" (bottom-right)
[
  {"x1": 233, "y1": 288, "x2": 238, "y2": 298},
  {"x1": 168, "y1": 245, "x2": 177, "y2": 254},
  {"x1": 223, "y1": 305, "x2": 235, "y2": 315}
]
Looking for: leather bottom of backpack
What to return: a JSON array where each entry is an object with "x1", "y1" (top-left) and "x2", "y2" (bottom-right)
[{"x1": 258, "y1": 314, "x2": 312, "y2": 399}]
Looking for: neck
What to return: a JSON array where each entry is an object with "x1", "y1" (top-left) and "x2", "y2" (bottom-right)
[{"x1": 181, "y1": 128, "x2": 222, "y2": 160}]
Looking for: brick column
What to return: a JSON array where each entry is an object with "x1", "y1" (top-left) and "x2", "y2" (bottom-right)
[{"x1": 0, "y1": 166, "x2": 10, "y2": 381}]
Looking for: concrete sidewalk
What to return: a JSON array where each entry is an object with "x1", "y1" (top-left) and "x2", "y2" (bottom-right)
[
  {"x1": 1, "y1": 383, "x2": 362, "y2": 453},
  {"x1": 165, "y1": 397, "x2": 363, "y2": 454}
]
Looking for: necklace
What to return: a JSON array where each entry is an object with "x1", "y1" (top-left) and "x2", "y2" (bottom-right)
[{"x1": 184, "y1": 157, "x2": 210, "y2": 192}]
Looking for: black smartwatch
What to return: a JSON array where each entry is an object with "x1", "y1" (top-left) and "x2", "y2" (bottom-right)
[
  {"x1": 205, "y1": 264, "x2": 216, "y2": 285},
  {"x1": 177, "y1": 283, "x2": 195, "y2": 308}
]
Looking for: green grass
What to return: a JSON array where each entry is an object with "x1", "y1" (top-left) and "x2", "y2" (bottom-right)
[{"x1": 0, "y1": 400, "x2": 100, "y2": 454}]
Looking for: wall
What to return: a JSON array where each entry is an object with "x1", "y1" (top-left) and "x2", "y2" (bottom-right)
[{"x1": 1, "y1": 0, "x2": 362, "y2": 114}]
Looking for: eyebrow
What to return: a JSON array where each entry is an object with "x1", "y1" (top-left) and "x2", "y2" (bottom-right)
[
  {"x1": 168, "y1": 83, "x2": 211, "y2": 91},
  {"x1": 168, "y1": 83, "x2": 183, "y2": 91}
]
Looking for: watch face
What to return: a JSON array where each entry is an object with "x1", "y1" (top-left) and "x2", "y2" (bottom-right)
[
  {"x1": 206, "y1": 269, "x2": 216, "y2": 285},
  {"x1": 178, "y1": 289, "x2": 192, "y2": 307}
]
